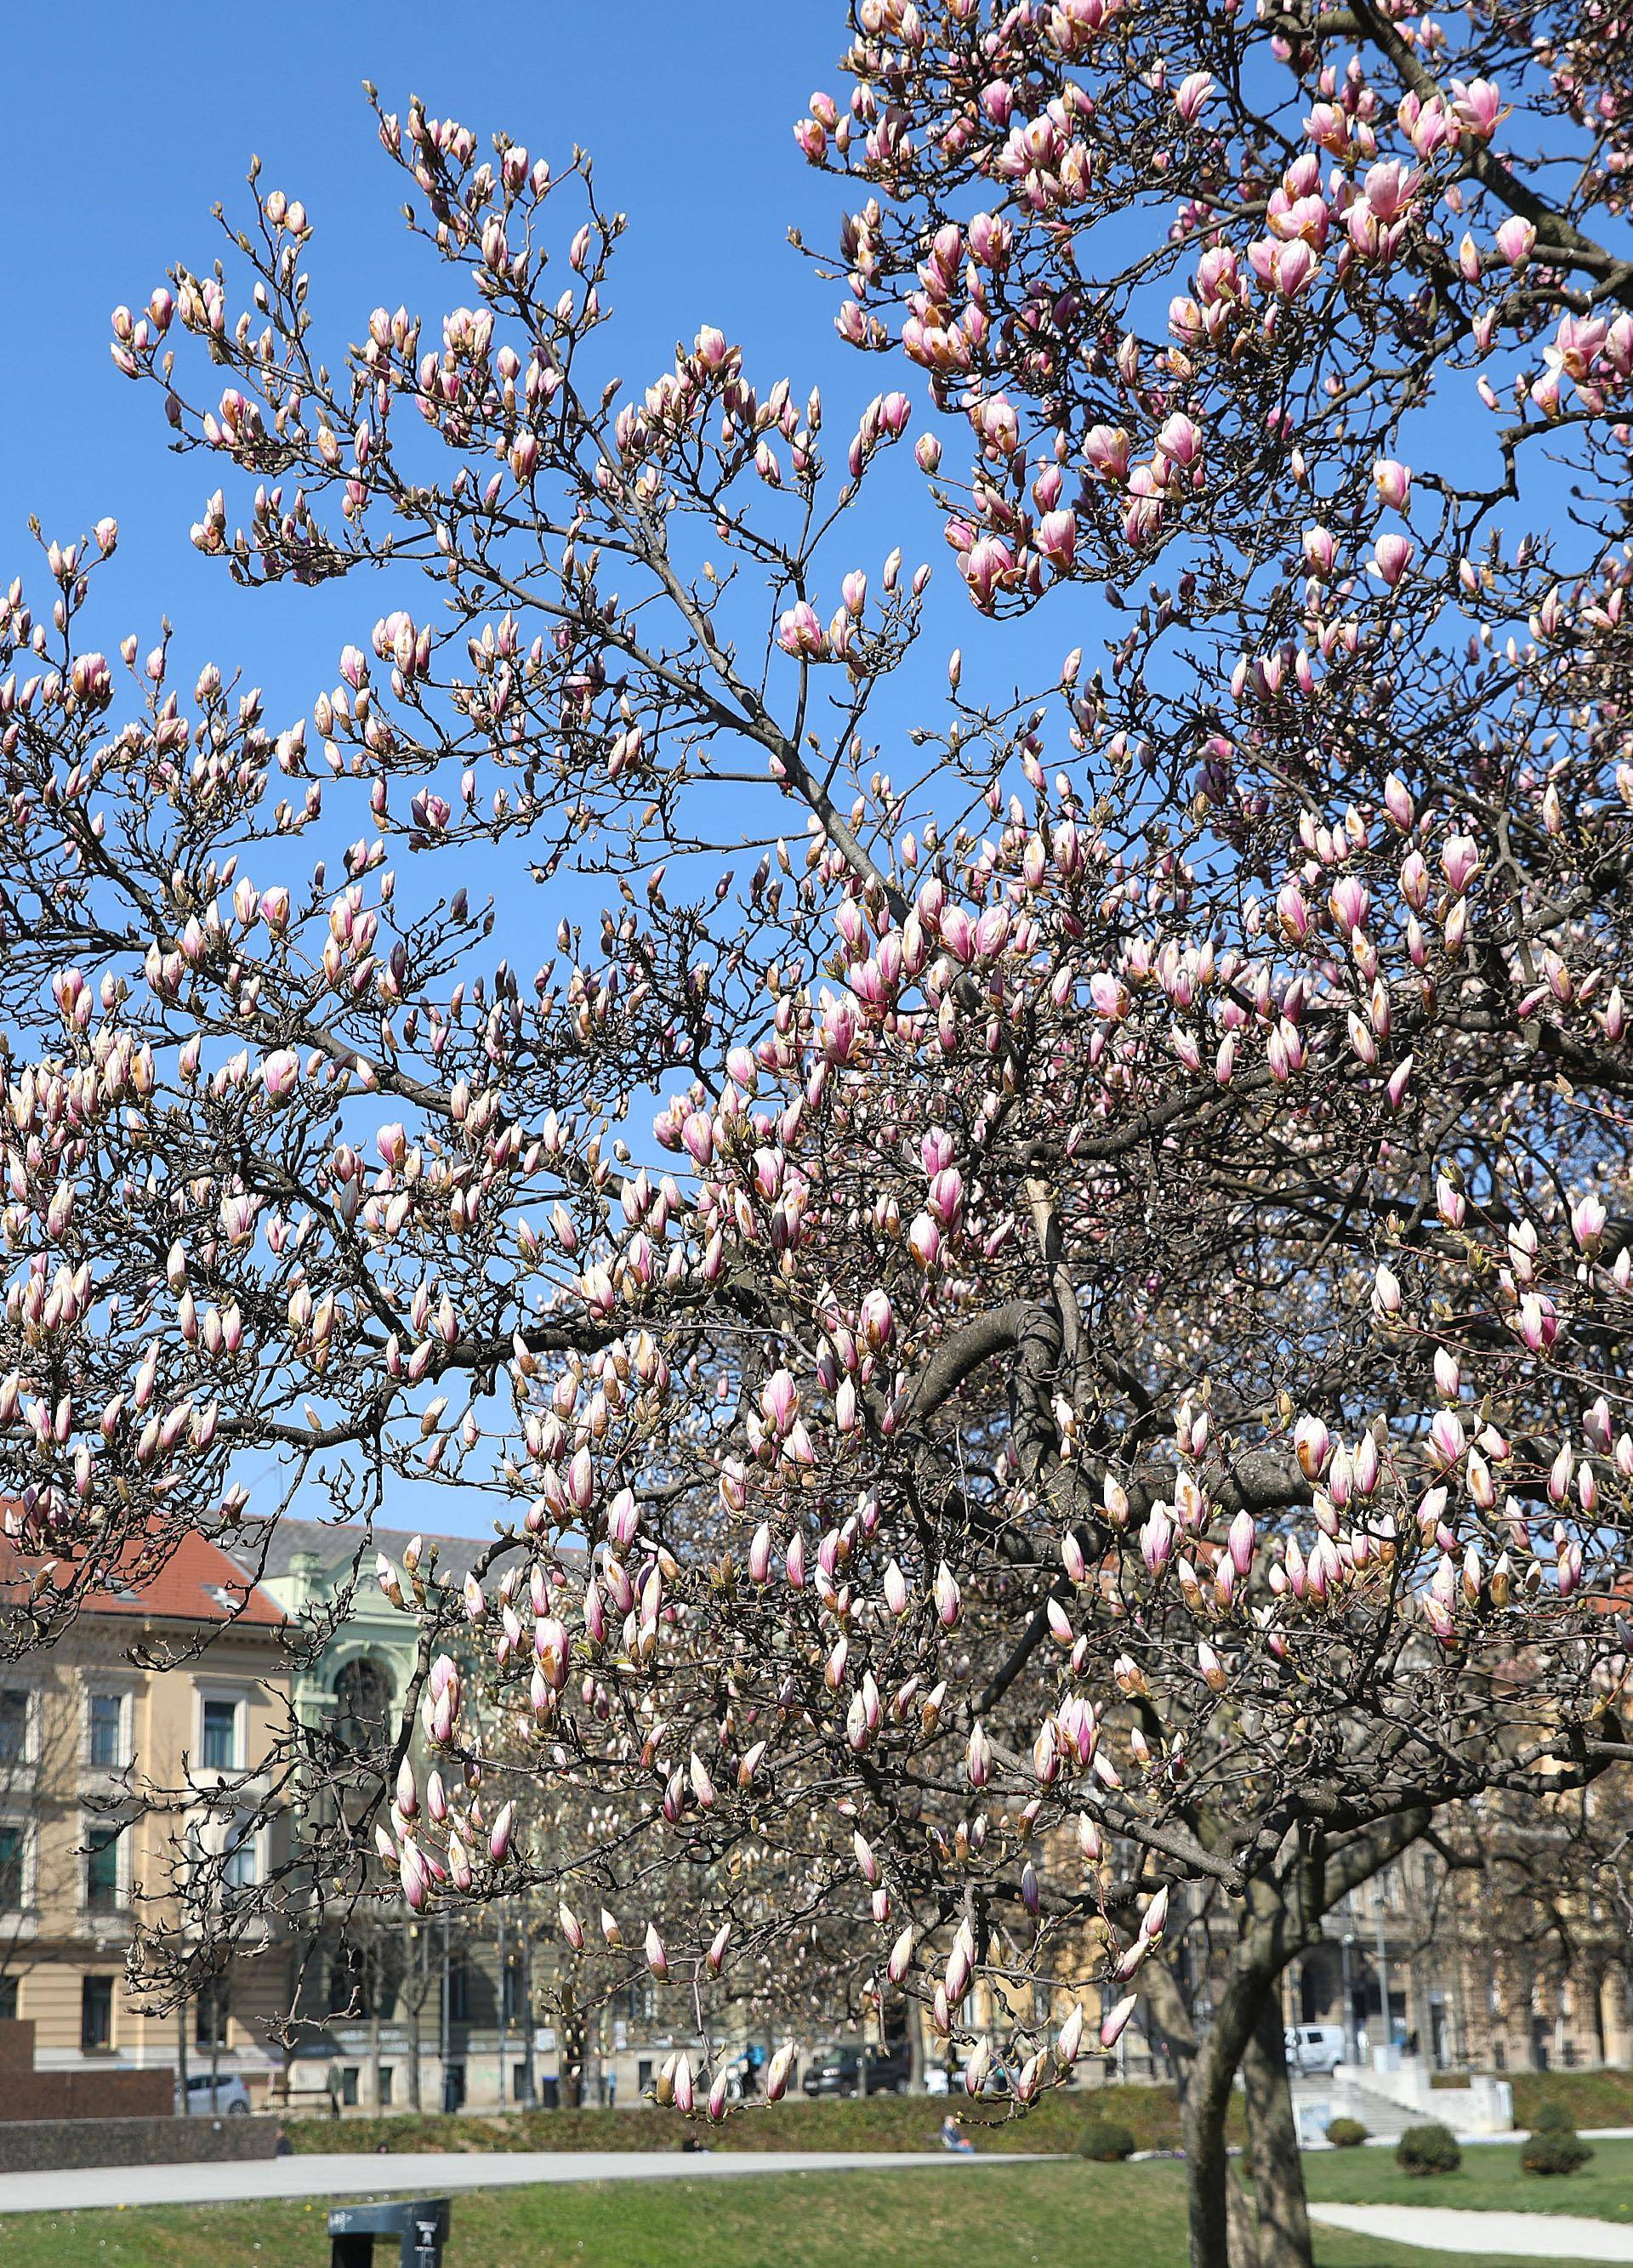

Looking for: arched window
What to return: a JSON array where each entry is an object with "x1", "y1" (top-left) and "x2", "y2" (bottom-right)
[
  {"x1": 333, "y1": 1657, "x2": 391, "y2": 1752},
  {"x1": 328, "y1": 1940, "x2": 367, "y2": 2018}
]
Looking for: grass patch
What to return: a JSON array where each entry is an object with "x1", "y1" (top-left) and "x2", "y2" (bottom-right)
[
  {"x1": 1303, "y1": 2132, "x2": 1633, "y2": 2222},
  {"x1": 287, "y1": 2083, "x2": 1202, "y2": 2157},
  {"x1": 1430, "y1": 2065, "x2": 1633, "y2": 2129},
  {"x1": 0, "y1": 2163, "x2": 1570, "y2": 2268}
]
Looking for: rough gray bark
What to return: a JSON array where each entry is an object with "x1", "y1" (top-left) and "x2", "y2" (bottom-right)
[
  {"x1": 1175, "y1": 2057, "x2": 1232, "y2": 2268},
  {"x1": 1242, "y1": 1997, "x2": 1312, "y2": 2268},
  {"x1": 1147, "y1": 1942, "x2": 1274, "y2": 2268},
  {"x1": 1225, "y1": 2170, "x2": 1262, "y2": 2268}
]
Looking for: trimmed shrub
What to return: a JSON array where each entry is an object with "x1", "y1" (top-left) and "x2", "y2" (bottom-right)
[
  {"x1": 1324, "y1": 2117, "x2": 1368, "y2": 2149},
  {"x1": 1077, "y1": 2119, "x2": 1137, "y2": 2162},
  {"x1": 1522, "y1": 2106, "x2": 1593, "y2": 2176},
  {"x1": 1395, "y1": 2123, "x2": 1462, "y2": 2176}
]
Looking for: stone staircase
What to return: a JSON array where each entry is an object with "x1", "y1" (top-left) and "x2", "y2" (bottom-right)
[
  {"x1": 1291, "y1": 2073, "x2": 1419, "y2": 2142},
  {"x1": 1291, "y1": 2055, "x2": 1513, "y2": 2144}
]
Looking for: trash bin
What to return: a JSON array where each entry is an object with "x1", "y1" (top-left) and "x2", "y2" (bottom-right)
[{"x1": 327, "y1": 2196, "x2": 450, "y2": 2267}]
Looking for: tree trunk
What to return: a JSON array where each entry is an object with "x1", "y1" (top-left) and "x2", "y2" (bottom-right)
[
  {"x1": 1179, "y1": 2047, "x2": 1236, "y2": 2268},
  {"x1": 1242, "y1": 1998, "x2": 1313, "y2": 2268},
  {"x1": 1225, "y1": 2169, "x2": 1262, "y2": 2268},
  {"x1": 906, "y1": 1993, "x2": 925, "y2": 2091}
]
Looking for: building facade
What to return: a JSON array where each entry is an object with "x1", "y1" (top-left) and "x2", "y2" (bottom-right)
[
  {"x1": 234, "y1": 1516, "x2": 535, "y2": 2114},
  {"x1": 0, "y1": 1529, "x2": 290, "y2": 2106},
  {"x1": 1287, "y1": 1832, "x2": 1633, "y2": 2075},
  {"x1": 234, "y1": 1517, "x2": 833, "y2": 2116}
]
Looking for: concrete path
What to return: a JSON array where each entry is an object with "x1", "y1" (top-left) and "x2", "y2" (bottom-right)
[
  {"x1": 0, "y1": 2148, "x2": 1044, "y2": 2216},
  {"x1": 1310, "y1": 2202, "x2": 1633, "y2": 2260}
]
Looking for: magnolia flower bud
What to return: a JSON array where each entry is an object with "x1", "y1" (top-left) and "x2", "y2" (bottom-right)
[
  {"x1": 966, "y1": 1719, "x2": 991, "y2": 1788},
  {"x1": 933, "y1": 1560, "x2": 962, "y2": 1628},
  {"x1": 1101, "y1": 1992, "x2": 1139, "y2": 2049},
  {"x1": 765, "y1": 2041, "x2": 795, "y2": 2103}
]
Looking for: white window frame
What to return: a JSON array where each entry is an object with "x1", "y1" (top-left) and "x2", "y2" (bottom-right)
[
  {"x1": 0, "y1": 1812, "x2": 36, "y2": 1918},
  {"x1": 82, "y1": 1810, "x2": 131, "y2": 1918},
  {"x1": 195, "y1": 1684, "x2": 250, "y2": 1776},
  {"x1": 83, "y1": 1686, "x2": 132, "y2": 1773},
  {"x1": 182, "y1": 1803, "x2": 266, "y2": 1907},
  {"x1": 0, "y1": 1680, "x2": 38, "y2": 1771},
  {"x1": 222, "y1": 1808, "x2": 263, "y2": 1895},
  {"x1": 80, "y1": 1971, "x2": 117, "y2": 2054}
]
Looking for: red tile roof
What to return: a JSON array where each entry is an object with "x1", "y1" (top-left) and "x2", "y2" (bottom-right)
[{"x1": 0, "y1": 1525, "x2": 285, "y2": 1629}]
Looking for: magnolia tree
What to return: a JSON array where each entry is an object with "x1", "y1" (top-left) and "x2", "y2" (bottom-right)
[{"x1": 0, "y1": 1, "x2": 1630, "y2": 2259}]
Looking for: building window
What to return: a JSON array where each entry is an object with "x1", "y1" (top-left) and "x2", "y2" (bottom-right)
[
  {"x1": 85, "y1": 1822, "x2": 122, "y2": 1913},
  {"x1": 341, "y1": 2066, "x2": 360, "y2": 2106},
  {"x1": 377, "y1": 2066, "x2": 394, "y2": 2107},
  {"x1": 88, "y1": 1694, "x2": 124, "y2": 1769},
  {"x1": 502, "y1": 1964, "x2": 527, "y2": 2026},
  {"x1": 196, "y1": 1978, "x2": 230, "y2": 2048},
  {"x1": 201, "y1": 1699, "x2": 239, "y2": 1772},
  {"x1": 333, "y1": 1659, "x2": 391, "y2": 1752},
  {"x1": 0, "y1": 1690, "x2": 29, "y2": 1765},
  {"x1": 0, "y1": 1978, "x2": 16, "y2": 2021},
  {"x1": 0, "y1": 1822, "x2": 24, "y2": 1911},
  {"x1": 328, "y1": 1946, "x2": 366, "y2": 2019},
  {"x1": 224, "y1": 1816, "x2": 257, "y2": 1895},
  {"x1": 81, "y1": 1975, "x2": 113, "y2": 2052},
  {"x1": 447, "y1": 1957, "x2": 471, "y2": 2024}
]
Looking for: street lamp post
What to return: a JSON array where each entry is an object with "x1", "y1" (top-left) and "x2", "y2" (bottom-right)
[
  {"x1": 1341, "y1": 1934, "x2": 1357, "y2": 2067},
  {"x1": 497, "y1": 1907, "x2": 509, "y2": 2111},
  {"x1": 1374, "y1": 1893, "x2": 1392, "y2": 2061},
  {"x1": 440, "y1": 1910, "x2": 452, "y2": 2112}
]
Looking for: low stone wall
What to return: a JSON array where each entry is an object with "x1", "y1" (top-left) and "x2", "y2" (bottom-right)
[
  {"x1": 0, "y1": 2068, "x2": 175, "y2": 2123},
  {"x1": 0, "y1": 2113, "x2": 280, "y2": 2174}
]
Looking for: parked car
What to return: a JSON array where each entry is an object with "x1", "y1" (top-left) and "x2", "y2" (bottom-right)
[
  {"x1": 800, "y1": 2042, "x2": 913, "y2": 2096},
  {"x1": 177, "y1": 2070, "x2": 253, "y2": 2115},
  {"x1": 1284, "y1": 2024, "x2": 1347, "y2": 2077}
]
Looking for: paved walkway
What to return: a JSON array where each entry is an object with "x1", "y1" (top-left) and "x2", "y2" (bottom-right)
[
  {"x1": 1310, "y1": 2203, "x2": 1633, "y2": 2260},
  {"x1": 0, "y1": 2148, "x2": 1042, "y2": 2216}
]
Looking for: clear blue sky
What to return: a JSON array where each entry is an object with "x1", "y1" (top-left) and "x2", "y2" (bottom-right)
[
  {"x1": 3, "y1": 5, "x2": 1048, "y2": 1542},
  {"x1": 0, "y1": 2, "x2": 921, "y2": 719}
]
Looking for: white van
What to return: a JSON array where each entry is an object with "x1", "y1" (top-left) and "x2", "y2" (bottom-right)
[{"x1": 1285, "y1": 2024, "x2": 1346, "y2": 2076}]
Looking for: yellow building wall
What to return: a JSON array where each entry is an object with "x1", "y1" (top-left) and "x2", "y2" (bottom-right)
[{"x1": 1, "y1": 1614, "x2": 291, "y2": 2098}]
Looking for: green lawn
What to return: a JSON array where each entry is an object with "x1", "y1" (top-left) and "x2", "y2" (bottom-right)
[
  {"x1": 1305, "y1": 2131, "x2": 1633, "y2": 2223},
  {"x1": 0, "y1": 2163, "x2": 1571, "y2": 2268}
]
